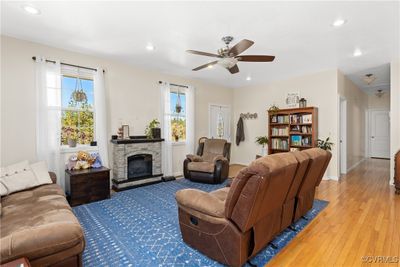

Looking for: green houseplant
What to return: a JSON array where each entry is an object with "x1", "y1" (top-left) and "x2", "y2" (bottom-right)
[
  {"x1": 145, "y1": 119, "x2": 161, "y2": 139},
  {"x1": 255, "y1": 136, "x2": 269, "y2": 156},
  {"x1": 317, "y1": 137, "x2": 334, "y2": 151}
]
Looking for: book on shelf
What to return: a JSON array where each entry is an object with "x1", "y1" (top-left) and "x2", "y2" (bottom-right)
[
  {"x1": 290, "y1": 114, "x2": 313, "y2": 124},
  {"x1": 291, "y1": 135, "x2": 302, "y2": 146},
  {"x1": 271, "y1": 127, "x2": 289, "y2": 136},
  {"x1": 291, "y1": 135, "x2": 312, "y2": 147},
  {"x1": 271, "y1": 138, "x2": 288, "y2": 150},
  {"x1": 271, "y1": 115, "x2": 289, "y2": 124}
]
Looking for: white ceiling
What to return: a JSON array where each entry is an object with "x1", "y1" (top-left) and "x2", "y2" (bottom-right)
[
  {"x1": 347, "y1": 63, "x2": 391, "y2": 94},
  {"x1": 1, "y1": 1, "x2": 399, "y2": 88}
]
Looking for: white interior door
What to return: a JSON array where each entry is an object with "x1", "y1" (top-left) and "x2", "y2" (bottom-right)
[
  {"x1": 369, "y1": 110, "x2": 390, "y2": 158},
  {"x1": 209, "y1": 104, "x2": 231, "y2": 141}
]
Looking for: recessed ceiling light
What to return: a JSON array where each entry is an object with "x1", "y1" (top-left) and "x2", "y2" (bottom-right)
[
  {"x1": 353, "y1": 48, "x2": 362, "y2": 57},
  {"x1": 332, "y1": 18, "x2": 346, "y2": 27},
  {"x1": 146, "y1": 43, "x2": 155, "y2": 51},
  {"x1": 21, "y1": 4, "x2": 40, "y2": 15},
  {"x1": 246, "y1": 76, "x2": 252, "y2": 81}
]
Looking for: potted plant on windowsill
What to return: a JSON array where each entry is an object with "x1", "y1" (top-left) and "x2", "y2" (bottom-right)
[
  {"x1": 67, "y1": 131, "x2": 78, "y2": 148},
  {"x1": 145, "y1": 119, "x2": 161, "y2": 139},
  {"x1": 255, "y1": 136, "x2": 269, "y2": 156}
]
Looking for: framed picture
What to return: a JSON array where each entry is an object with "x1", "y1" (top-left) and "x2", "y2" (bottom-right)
[
  {"x1": 286, "y1": 92, "x2": 300, "y2": 108},
  {"x1": 122, "y1": 125, "x2": 130, "y2": 139}
]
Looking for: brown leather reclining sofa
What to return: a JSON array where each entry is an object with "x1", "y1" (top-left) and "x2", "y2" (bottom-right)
[
  {"x1": 176, "y1": 148, "x2": 331, "y2": 266},
  {"x1": 0, "y1": 173, "x2": 85, "y2": 267}
]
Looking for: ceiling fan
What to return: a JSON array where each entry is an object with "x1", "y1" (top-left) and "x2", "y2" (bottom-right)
[{"x1": 186, "y1": 36, "x2": 275, "y2": 74}]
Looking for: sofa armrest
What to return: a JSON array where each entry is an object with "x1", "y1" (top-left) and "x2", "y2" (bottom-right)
[
  {"x1": 176, "y1": 189, "x2": 225, "y2": 218},
  {"x1": 186, "y1": 154, "x2": 203, "y2": 162},
  {"x1": 49, "y1": 172, "x2": 57, "y2": 184}
]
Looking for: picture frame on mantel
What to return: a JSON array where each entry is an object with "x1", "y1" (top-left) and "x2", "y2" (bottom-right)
[
  {"x1": 122, "y1": 125, "x2": 130, "y2": 139},
  {"x1": 286, "y1": 92, "x2": 300, "y2": 108}
]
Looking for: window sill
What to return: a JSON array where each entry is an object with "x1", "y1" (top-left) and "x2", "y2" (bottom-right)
[
  {"x1": 60, "y1": 145, "x2": 98, "y2": 154},
  {"x1": 172, "y1": 141, "x2": 186, "y2": 146}
]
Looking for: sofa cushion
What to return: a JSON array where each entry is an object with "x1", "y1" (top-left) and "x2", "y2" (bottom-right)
[
  {"x1": 188, "y1": 162, "x2": 215, "y2": 173},
  {"x1": 0, "y1": 185, "x2": 83, "y2": 264}
]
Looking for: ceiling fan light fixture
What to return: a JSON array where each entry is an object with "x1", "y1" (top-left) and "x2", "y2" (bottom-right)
[
  {"x1": 246, "y1": 76, "x2": 252, "y2": 81},
  {"x1": 332, "y1": 18, "x2": 346, "y2": 27},
  {"x1": 207, "y1": 64, "x2": 213, "y2": 69}
]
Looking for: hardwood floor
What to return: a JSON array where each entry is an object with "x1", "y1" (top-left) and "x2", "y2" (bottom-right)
[{"x1": 267, "y1": 158, "x2": 400, "y2": 267}]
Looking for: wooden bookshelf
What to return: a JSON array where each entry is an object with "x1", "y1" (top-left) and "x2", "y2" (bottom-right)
[{"x1": 268, "y1": 107, "x2": 318, "y2": 154}]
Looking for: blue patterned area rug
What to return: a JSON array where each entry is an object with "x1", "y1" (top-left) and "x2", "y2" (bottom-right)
[{"x1": 73, "y1": 179, "x2": 328, "y2": 267}]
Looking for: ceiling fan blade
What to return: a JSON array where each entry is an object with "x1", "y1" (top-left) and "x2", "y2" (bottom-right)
[
  {"x1": 228, "y1": 64, "x2": 239, "y2": 74},
  {"x1": 187, "y1": 50, "x2": 221, "y2": 58},
  {"x1": 236, "y1": 55, "x2": 275, "y2": 62},
  {"x1": 228, "y1": 39, "x2": 254, "y2": 56},
  {"x1": 192, "y1": 60, "x2": 219, "y2": 71}
]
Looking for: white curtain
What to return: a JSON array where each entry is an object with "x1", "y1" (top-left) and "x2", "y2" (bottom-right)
[
  {"x1": 94, "y1": 69, "x2": 109, "y2": 167},
  {"x1": 35, "y1": 57, "x2": 62, "y2": 187},
  {"x1": 160, "y1": 82, "x2": 173, "y2": 176},
  {"x1": 185, "y1": 86, "x2": 195, "y2": 155}
]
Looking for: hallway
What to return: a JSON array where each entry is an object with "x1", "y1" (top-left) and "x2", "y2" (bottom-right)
[{"x1": 268, "y1": 159, "x2": 399, "y2": 266}]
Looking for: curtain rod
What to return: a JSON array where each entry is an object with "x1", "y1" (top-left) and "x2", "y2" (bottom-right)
[
  {"x1": 158, "y1": 80, "x2": 188, "y2": 88},
  {"x1": 31, "y1": 56, "x2": 104, "y2": 73}
]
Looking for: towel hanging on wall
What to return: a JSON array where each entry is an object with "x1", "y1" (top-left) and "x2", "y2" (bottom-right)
[{"x1": 236, "y1": 117, "x2": 245, "y2": 146}]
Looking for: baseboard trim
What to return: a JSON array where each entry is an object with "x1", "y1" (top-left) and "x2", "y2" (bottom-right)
[
  {"x1": 347, "y1": 158, "x2": 366, "y2": 173},
  {"x1": 323, "y1": 175, "x2": 339, "y2": 181}
]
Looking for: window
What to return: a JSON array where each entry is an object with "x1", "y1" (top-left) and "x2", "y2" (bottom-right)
[
  {"x1": 60, "y1": 68, "x2": 95, "y2": 146},
  {"x1": 170, "y1": 91, "x2": 186, "y2": 142}
]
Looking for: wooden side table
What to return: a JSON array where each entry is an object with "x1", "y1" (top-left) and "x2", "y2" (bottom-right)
[
  {"x1": 1, "y1": 257, "x2": 31, "y2": 267},
  {"x1": 65, "y1": 167, "x2": 110, "y2": 206}
]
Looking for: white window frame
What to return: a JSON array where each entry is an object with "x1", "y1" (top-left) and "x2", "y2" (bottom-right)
[
  {"x1": 168, "y1": 90, "x2": 187, "y2": 144},
  {"x1": 60, "y1": 68, "x2": 96, "y2": 149}
]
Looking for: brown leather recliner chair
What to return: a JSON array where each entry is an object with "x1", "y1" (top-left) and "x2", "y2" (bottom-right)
[
  {"x1": 176, "y1": 153, "x2": 299, "y2": 266},
  {"x1": 183, "y1": 138, "x2": 231, "y2": 184}
]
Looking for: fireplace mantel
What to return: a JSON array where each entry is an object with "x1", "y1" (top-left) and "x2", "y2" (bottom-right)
[{"x1": 110, "y1": 135, "x2": 164, "y2": 144}]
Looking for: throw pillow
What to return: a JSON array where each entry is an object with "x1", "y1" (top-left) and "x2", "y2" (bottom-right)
[
  {"x1": 0, "y1": 161, "x2": 37, "y2": 196},
  {"x1": 30, "y1": 161, "x2": 52, "y2": 185}
]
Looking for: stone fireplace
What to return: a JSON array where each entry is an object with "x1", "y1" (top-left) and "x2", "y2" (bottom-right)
[{"x1": 111, "y1": 136, "x2": 164, "y2": 191}]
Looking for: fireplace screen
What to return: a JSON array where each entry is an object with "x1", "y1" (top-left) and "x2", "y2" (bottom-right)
[{"x1": 127, "y1": 154, "x2": 152, "y2": 179}]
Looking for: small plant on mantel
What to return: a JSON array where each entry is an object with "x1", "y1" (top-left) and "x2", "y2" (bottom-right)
[
  {"x1": 317, "y1": 137, "x2": 334, "y2": 151},
  {"x1": 145, "y1": 119, "x2": 160, "y2": 139}
]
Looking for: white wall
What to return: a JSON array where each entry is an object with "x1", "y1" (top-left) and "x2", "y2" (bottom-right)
[
  {"x1": 231, "y1": 70, "x2": 339, "y2": 179},
  {"x1": 390, "y1": 58, "x2": 400, "y2": 184},
  {"x1": 337, "y1": 71, "x2": 368, "y2": 170},
  {"x1": 0, "y1": 36, "x2": 233, "y2": 178}
]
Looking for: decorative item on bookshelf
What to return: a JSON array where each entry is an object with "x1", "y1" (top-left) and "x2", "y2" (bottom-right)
[
  {"x1": 299, "y1": 98, "x2": 307, "y2": 108},
  {"x1": 268, "y1": 104, "x2": 280, "y2": 115},
  {"x1": 285, "y1": 92, "x2": 300, "y2": 108}
]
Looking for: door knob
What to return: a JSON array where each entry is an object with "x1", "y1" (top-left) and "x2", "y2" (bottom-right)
[{"x1": 371, "y1": 136, "x2": 375, "y2": 139}]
